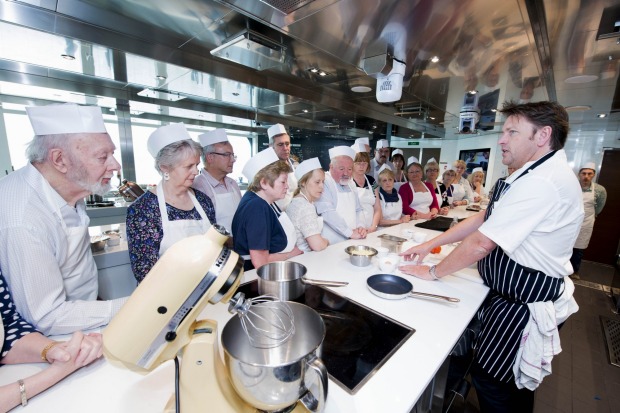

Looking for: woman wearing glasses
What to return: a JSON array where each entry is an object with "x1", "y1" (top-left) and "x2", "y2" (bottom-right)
[
  {"x1": 192, "y1": 129, "x2": 242, "y2": 233},
  {"x1": 126, "y1": 123, "x2": 216, "y2": 283},
  {"x1": 399, "y1": 158, "x2": 439, "y2": 220},
  {"x1": 423, "y1": 159, "x2": 449, "y2": 215}
]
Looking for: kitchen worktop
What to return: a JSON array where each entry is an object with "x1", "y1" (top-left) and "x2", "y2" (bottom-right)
[{"x1": 0, "y1": 208, "x2": 489, "y2": 413}]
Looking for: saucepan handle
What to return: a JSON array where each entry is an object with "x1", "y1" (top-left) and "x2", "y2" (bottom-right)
[
  {"x1": 409, "y1": 291, "x2": 460, "y2": 302},
  {"x1": 302, "y1": 277, "x2": 349, "y2": 287},
  {"x1": 300, "y1": 354, "x2": 328, "y2": 413}
]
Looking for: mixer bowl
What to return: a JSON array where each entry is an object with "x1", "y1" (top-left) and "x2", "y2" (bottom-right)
[{"x1": 221, "y1": 302, "x2": 328, "y2": 412}]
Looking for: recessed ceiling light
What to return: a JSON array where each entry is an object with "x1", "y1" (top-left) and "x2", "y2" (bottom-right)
[
  {"x1": 303, "y1": 109, "x2": 309, "y2": 113},
  {"x1": 565, "y1": 105, "x2": 591, "y2": 112},
  {"x1": 565, "y1": 75, "x2": 598, "y2": 84},
  {"x1": 468, "y1": 90, "x2": 478, "y2": 94},
  {"x1": 156, "y1": 75, "x2": 167, "y2": 80},
  {"x1": 61, "y1": 54, "x2": 75, "y2": 60},
  {"x1": 430, "y1": 56, "x2": 439, "y2": 63},
  {"x1": 351, "y1": 85, "x2": 372, "y2": 93},
  {"x1": 309, "y1": 67, "x2": 319, "y2": 73},
  {"x1": 491, "y1": 109, "x2": 497, "y2": 112},
  {"x1": 349, "y1": 120, "x2": 354, "y2": 123},
  {"x1": 429, "y1": 116, "x2": 435, "y2": 120},
  {"x1": 597, "y1": 113, "x2": 607, "y2": 118},
  {"x1": 318, "y1": 70, "x2": 328, "y2": 76}
]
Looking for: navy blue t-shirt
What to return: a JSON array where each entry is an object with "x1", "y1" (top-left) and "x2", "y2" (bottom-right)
[{"x1": 232, "y1": 192, "x2": 287, "y2": 269}]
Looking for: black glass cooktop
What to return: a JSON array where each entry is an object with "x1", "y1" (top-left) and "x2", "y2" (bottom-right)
[{"x1": 236, "y1": 281, "x2": 415, "y2": 394}]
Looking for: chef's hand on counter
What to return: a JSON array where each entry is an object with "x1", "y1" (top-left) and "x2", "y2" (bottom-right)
[
  {"x1": 398, "y1": 264, "x2": 435, "y2": 281},
  {"x1": 399, "y1": 240, "x2": 432, "y2": 264},
  {"x1": 350, "y1": 227, "x2": 367, "y2": 239}
]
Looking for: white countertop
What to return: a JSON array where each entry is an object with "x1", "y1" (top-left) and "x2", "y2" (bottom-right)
[{"x1": 0, "y1": 207, "x2": 489, "y2": 413}]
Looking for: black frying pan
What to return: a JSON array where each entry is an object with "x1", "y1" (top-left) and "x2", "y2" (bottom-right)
[{"x1": 366, "y1": 274, "x2": 460, "y2": 303}]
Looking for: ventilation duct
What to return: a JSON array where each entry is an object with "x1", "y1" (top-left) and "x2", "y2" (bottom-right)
[{"x1": 210, "y1": 29, "x2": 286, "y2": 71}]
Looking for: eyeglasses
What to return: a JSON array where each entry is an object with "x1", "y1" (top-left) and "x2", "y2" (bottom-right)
[
  {"x1": 210, "y1": 152, "x2": 237, "y2": 160},
  {"x1": 426, "y1": 168, "x2": 439, "y2": 172}
]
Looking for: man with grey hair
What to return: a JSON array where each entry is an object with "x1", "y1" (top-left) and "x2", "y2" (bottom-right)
[
  {"x1": 315, "y1": 146, "x2": 367, "y2": 245},
  {"x1": 0, "y1": 103, "x2": 128, "y2": 336},
  {"x1": 192, "y1": 128, "x2": 241, "y2": 233},
  {"x1": 268, "y1": 124, "x2": 297, "y2": 210}
]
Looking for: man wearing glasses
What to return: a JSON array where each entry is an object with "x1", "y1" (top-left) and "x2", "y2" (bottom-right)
[
  {"x1": 193, "y1": 128, "x2": 241, "y2": 233},
  {"x1": 268, "y1": 123, "x2": 298, "y2": 210},
  {"x1": 370, "y1": 139, "x2": 394, "y2": 180}
]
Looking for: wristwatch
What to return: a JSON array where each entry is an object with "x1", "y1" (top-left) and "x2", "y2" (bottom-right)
[{"x1": 429, "y1": 265, "x2": 439, "y2": 280}]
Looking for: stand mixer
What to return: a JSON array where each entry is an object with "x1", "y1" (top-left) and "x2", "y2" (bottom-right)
[{"x1": 103, "y1": 225, "x2": 327, "y2": 413}]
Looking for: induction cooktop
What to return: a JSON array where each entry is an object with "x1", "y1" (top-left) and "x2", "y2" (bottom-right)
[{"x1": 236, "y1": 281, "x2": 415, "y2": 394}]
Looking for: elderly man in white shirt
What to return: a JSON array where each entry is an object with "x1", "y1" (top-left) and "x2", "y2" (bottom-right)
[
  {"x1": 268, "y1": 124, "x2": 297, "y2": 210},
  {"x1": 0, "y1": 104, "x2": 128, "y2": 336},
  {"x1": 192, "y1": 129, "x2": 242, "y2": 233},
  {"x1": 370, "y1": 139, "x2": 394, "y2": 180},
  {"x1": 315, "y1": 146, "x2": 367, "y2": 244}
]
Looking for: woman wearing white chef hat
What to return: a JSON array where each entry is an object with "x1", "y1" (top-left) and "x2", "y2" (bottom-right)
[
  {"x1": 232, "y1": 148, "x2": 303, "y2": 271},
  {"x1": 286, "y1": 158, "x2": 330, "y2": 252},
  {"x1": 126, "y1": 123, "x2": 216, "y2": 283}
]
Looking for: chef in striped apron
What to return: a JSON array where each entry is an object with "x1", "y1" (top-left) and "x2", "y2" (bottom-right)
[{"x1": 397, "y1": 101, "x2": 583, "y2": 413}]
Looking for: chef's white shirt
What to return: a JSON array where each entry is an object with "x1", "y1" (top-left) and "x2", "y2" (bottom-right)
[{"x1": 478, "y1": 150, "x2": 584, "y2": 278}]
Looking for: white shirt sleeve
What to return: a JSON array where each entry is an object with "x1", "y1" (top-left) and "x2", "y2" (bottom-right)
[
  {"x1": 0, "y1": 224, "x2": 127, "y2": 336},
  {"x1": 315, "y1": 177, "x2": 353, "y2": 238}
]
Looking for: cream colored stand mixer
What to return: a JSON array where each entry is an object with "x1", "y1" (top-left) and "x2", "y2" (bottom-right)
[{"x1": 103, "y1": 225, "x2": 326, "y2": 413}]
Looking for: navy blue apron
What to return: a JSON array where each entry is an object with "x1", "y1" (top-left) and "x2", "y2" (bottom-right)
[{"x1": 475, "y1": 151, "x2": 565, "y2": 383}]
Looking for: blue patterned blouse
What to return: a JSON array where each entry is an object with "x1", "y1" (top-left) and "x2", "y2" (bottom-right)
[
  {"x1": 126, "y1": 189, "x2": 216, "y2": 282},
  {"x1": 1, "y1": 269, "x2": 37, "y2": 359}
]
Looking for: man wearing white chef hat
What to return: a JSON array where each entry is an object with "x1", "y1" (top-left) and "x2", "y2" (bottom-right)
[
  {"x1": 233, "y1": 148, "x2": 302, "y2": 271},
  {"x1": 570, "y1": 162, "x2": 607, "y2": 278},
  {"x1": 399, "y1": 101, "x2": 583, "y2": 412},
  {"x1": 315, "y1": 146, "x2": 367, "y2": 244},
  {"x1": 0, "y1": 103, "x2": 128, "y2": 335},
  {"x1": 192, "y1": 128, "x2": 241, "y2": 233},
  {"x1": 268, "y1": 123, "x2": 297, "y2": 211},
  {"x1": 370, "y1": 139, "x2": 394, "y2": 180}
]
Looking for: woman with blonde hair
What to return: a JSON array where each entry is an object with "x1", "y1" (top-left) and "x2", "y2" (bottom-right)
[
  {"x1": 451, "y1": 159, "x2": 475, "y2": 206},
  {"x1": 232, "y1": 148, "x2": 302, "y2": 271},
  {"x1": 467, "y1": 167, "x2": 485, "y2": 202},
  {"x1": 286, "y1": 158, "x2": 330, "y2": 252},
  {"x1": 376, "y1": 167, "x2": 411, "y2": 227}
]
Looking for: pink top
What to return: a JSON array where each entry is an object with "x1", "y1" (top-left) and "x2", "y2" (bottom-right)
[{"x1": 398, "y1": 181, "x2": 440, "y2": 215}]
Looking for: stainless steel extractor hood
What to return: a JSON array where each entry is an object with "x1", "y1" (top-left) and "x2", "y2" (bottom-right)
[{"x1": 210, "y1": 29, "x2": 286, "y2": 71}]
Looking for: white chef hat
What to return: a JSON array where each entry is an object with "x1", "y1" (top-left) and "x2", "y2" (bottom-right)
[
  {"x1": 148, "y1": 123, "x2": 193, "y2": 158},
  {"x1": 579, "y1": 162, "x2": 596, "y2": 172},
  {"x1": 242, "y1": 147, "x2": 279, "y2": 182},
  {"x1": 407, "y1": 156, "x2": 419, "y2": 165},
  {"x1": 426, "y1": 157, "x2": 437, "y2": 164},
  {"x1": 392, "y1": 149, "x2": 404, "y2": 157},
  {"x1": 376, "y1": 139, "x2": 389, "y2": 149},
  {"x1": 351, "y1": 142, "x2": 366, "y2": 153},
  {"x1": 355, "y1": 137, "x2": 370, "y2": 147},
  {"x1": 378, "y1": 163, "x2": 393, "y2": 174},
  {"x1": 472, "y1": 167, "x2": 484, "y2": 173},
  {"x1": 198, "y1": 129, "x2": 228, "y2": 147},
  {"x1": 26, "y1": 104, "x2": 107, "y2": 135},
  {"x1": 328, "y1": 146, "x2": 356, "y2": 160},
  {"x1": 295, "y1": 157, "x2": 322, "y2": 180},
  {"x1": 268, "y1": 124, "x2": 287, "y2": 139},
  {"x1": 445, "y1": 165, "x2": 456, "y2": 172}
]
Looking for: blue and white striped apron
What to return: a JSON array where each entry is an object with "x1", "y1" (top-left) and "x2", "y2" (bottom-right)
[{"x1": 475, "y1": 151, "x2": 565, "y2": 383}]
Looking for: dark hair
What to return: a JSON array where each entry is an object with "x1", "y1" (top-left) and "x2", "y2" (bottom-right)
[
  {"x1": 499, "y1": 101, "x2": 569, "y2": 150},
  {"x1": 391, "y1": 153, "x2": 405, "y2": 165}
]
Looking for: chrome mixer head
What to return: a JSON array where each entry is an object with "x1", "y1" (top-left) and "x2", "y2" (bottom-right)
[{"x1": 228, "y1": 292, "x2": 296, "y2": 348}]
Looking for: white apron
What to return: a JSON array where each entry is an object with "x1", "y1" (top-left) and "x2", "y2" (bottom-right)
[
  {"x1": 322, "y1": 178, "x2": 358, "y2": 245},
  {"x1": 272, "y1": 204, "x2": 297, "y2": 254},
  {"x1": 429, "y1": 183, "x2": 442, "y2": 209},
  {"x1": 41, "y1": 181, "x2": 98, "y2": 301},
  {"x1": 574, "y1": 188, "x2": 595, "y2": 249},
  {"x1": 379, "y1": 191, "x2": 403, "y2": 221},
  {"x1": 351, "y1": 175, "x2": 375, "y2": 228},
  {"x1": 275, "y1": 159, "x2": 298, "y2": 211},
  {"x1": 451, "y1": 181, "x2": 466, "y2": 202},
  {"x1": 157, "y1": 182, "x2": 211, "y2": 257},
  {"x1": 408, "y1": 182, "x2": 433, "y2": 214},
  {"x1": 205, "y1": 179, "x2": 241, "y2": 233}
]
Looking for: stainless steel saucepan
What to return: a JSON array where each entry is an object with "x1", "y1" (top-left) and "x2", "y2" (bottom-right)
[
  {"x1": 367, "y1": 274, "x2": 460, "y2": 303},
  {"x1": 257, "y1": 261, "x2": 348, "y2": 301}
]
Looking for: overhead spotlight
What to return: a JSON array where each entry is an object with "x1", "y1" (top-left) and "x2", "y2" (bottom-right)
[
  {"x1": 61, "y1": 54, "x2": 75, "y2": 60},
  {"x1": 597, "y1": 113, "x2": 607, "y2": 118},
  {"x1": 318, "y1": 70, "x2": 328, "y2": 76},
  {"x1": 431, "y1": 56, "x2": 439, "y2": 63},
  {"x1": 468, "y1": 90, "x2": 478, "y2": 95},
  {"x1": 309, "y1": 67, "x2": 319, "y2": 73},
  {"x1": 491, "y1": 109, "x2": 497, "y2": 112},
  {"x1": 302, "y1": 109, "x2": 309, "y2": 113}
]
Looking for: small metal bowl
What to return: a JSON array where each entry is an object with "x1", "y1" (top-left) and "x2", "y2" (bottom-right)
[
  {"x1": 103, "y1": 230, "x2": 121, "y2": 246},
  {"x1": 90, "y1": 235, "x2": 110, "y2": 253},
  {"x1": 345, "y1": 245, "x2": 378, "y2": 267}
]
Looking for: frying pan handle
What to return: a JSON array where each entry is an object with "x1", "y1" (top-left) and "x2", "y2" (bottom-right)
[
  {"x1": 300, "y1": 354, "x2": 328, "y2": 413},
  {"x1": 409, "y1": 291, "x2": 460, "y2": 302},
  {"x1": 302, "y1": 278, "x2": 349, "y2": 287}
]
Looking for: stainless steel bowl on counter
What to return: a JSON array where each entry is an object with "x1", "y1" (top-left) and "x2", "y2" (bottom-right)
[
  {"x1": 345, "y1": 245, "x2": 378, "y2": 267},
  {"x1": 90, "y1": 235, "x2": 109, "y2": 253},
  {"x1": 103, "y1": 230, "x2": 121, "y2": 246}
]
